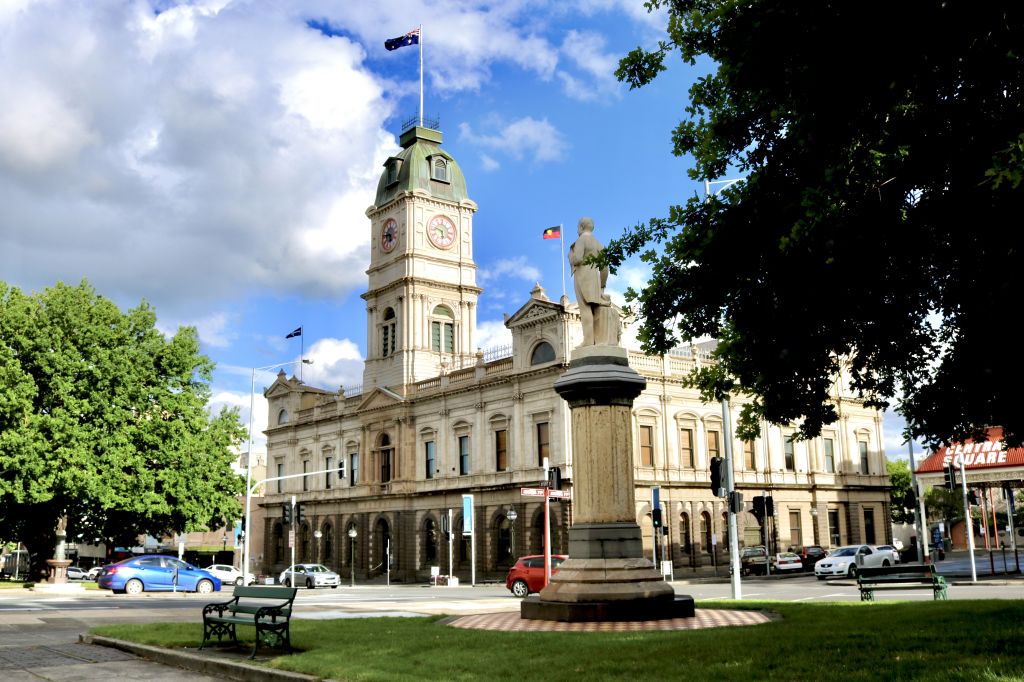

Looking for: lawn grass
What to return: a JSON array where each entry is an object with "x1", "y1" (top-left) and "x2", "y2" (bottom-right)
[{"x1": 91, "y1": 600, "x2": 1024, "y2": 681}]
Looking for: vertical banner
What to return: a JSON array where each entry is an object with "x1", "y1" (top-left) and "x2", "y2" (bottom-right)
[{"x1": 462, "y1": 494, "x2": 474, "y2": 534}]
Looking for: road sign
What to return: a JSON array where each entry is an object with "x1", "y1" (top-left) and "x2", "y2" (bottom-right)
[
  {"x1": 521, "y1": 487, "x2": 546, "y2": 497},
  {"x1": 288, "y1": 530, "x2": 295, "y2": 548},
  {"x1": 548, "y1": 489, "x2": 571, "y2": 499}
]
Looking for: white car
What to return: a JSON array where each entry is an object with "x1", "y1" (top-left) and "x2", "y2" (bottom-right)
[
  {"x1": 279, "y1": 563, "x2": 340, "y2": 589},
  {"x1": 815, "y1": 544, "x2": 894, "y2": 579},
  {"x1": 204, "y1": 563, "x2": 252, "y2": 586},
  {"x1": 65, "y1": 565, "x2": 87, "y2": 580},
  {"x1": 85, "y1": 566, "x2": 103, "y2": 581},
  {"x1": 874, "y1": 545, "x2": 901, "y2": 564},
  {"x1": 771, "y1": 552, "x2": 803, "y2": 572}
]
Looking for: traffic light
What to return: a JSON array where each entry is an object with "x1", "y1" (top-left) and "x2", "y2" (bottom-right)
[
  {"x1": 548, "y1": 466, "x2": 562, "y2": 490},
  {"x1": 282, "y1": 503, "x2": 292, "y2": 526},
  {"x1": 296, "y1": 503, "x2": 307, "y2": 525},
  {"x1": 709, "y1": 456, "x2": 724, "y2": 497},
  {"x1": 241, "y1": 517, "x2": 246, "y2": 531},
  {"x1": 902, "y1": 489, "x2": 917, "y2": 510},
  {"x1": 729, "y1": 490, "x2": 744, "y2": 514},
  {"x1": 967, "y1": 489, "x2": 979, "y2": 506},
  {"x1": 652, "y1": 507, "x2": 662, "y2": 528},
  {"x1": 765, "y1": 495, "x2": 775, "y2": 517},
  {"x1": 751, "y1": 495, "x2": 766, "y2": 525}
]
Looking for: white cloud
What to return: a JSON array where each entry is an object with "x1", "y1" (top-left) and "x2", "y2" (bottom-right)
[
  {"x1": 478, "y1": 256, "x2": 541, "y2": 285},
  {"x1": 0, "y1": 2, "x2": 396, "y2": 319},
  {"x1": 158, "y1": 311, "x2": 236, "y2": 348},
  {"x1": 476, "y1": 318, "x2": 512, "y2": 350},
  {"x1": 480, "y1": 154, "x2": 500, "y2": 171},
  {"x1": 301, "y1": 337, "x2": 365, "y2": 391},
  {"x1": 459, "y1": 117, "x2": 568, "y2": 164},
  {"x1": 556, "y1": 30, "x2": 621, "y2": 102}
]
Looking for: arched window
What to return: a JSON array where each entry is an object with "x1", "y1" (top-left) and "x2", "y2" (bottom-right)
[
  {"x1": 382, "y1": 308, "x2": 397, "y2": 357},
  {"x1": 432, "y1": 157, "x2": 448, "y2": 182},
  {"x1": 277, "y1": 409, "x2": 289, "y2": 425},
  {"x1": 322, "y1": 523, "x2": 333, "y2": 562},
  {"x1": 430, "y1": 306, "x2": 455, "y2": 353},
  {"x1": 700, "y1": 512, "x2": 712, "y2": 554},
  {"x1": 530, "y1": 341, "x2": 556, "y2": 365},
  {"x1": 379, "y1": 433, "x2": 393, "y2": 483}
]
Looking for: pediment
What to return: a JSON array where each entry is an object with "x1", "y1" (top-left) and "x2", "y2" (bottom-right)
[
  {"x1": 356, "y1": 387, "x2": 406, "y2": 412},
  {"x1": 506, "y1": 298, "x2": 564, "y2": 328}
]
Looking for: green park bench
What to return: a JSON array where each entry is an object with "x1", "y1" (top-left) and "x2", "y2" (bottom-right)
[
  {"x1": 200, "y1": 585, "x2": 298, "y2": 659},
  {"x1": 856, "y1": 564, "x2": 948, "y2": 602}
]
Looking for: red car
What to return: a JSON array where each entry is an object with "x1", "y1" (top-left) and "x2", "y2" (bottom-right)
[{"x1": 505, "y1": 554, "x2": 568, "y2": 597}]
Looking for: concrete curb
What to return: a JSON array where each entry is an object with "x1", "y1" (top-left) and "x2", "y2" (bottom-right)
[{"x1": 81, "y1": 634, "x2": 321, "y2": 682}]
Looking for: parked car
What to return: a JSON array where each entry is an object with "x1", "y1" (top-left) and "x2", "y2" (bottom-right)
[
  {"x1": 814, "y1": 544, "x2": 893, "y2": 579},
  {"x1": 505, "y1": 554, "x2": 568, "y2": 597},
  {"x1": 874, "y1": 545, "x2": 901, "y2": 564},
  {"x1": 739, "y1": 546, "x2": 768, "y2": 576},
  {"x1": 770, "y1": 552, "x2": 803, "y2": 573},
  {"x1": 97, "y1": 555, "x2": 221, "y2": 595},
  {"x1": 790, "y1": 545, "x2": 828, "y2": 571},
  {"x1": 65, "y1": 565, "x2": 87, "y2": 580},
  {"x1": 85, "y1": 566, "x2": 103, "y2": 581},
  {"x1": 204, "y1": 563, "x2": 253, "y2": 586},
  {"x1": 279, "y1": 563, "x2": 341, "y2": 589}
]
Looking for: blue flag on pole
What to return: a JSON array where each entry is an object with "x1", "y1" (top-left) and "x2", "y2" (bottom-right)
[
  {"x1": 286, "y1": 327, "x2": 302, "y2": 339},
  {"x1": 385, "y1": 28, "x2": 419, "y2": 51}
]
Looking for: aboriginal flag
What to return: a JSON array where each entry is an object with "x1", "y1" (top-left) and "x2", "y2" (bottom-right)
[{"x1": 542, "y1": 226, "x2": 561, "y2": 240}]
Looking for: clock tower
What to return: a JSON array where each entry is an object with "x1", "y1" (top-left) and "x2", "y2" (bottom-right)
[{"x1": 362, "y1": 124, "x2": 481, "y2": 391}]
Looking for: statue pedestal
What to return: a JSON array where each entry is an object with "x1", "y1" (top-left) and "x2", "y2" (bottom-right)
[
  {"x1": 521, "y1": 348, "x2": 694, "y2": 622},
  {"x1": 46, "y1": 559, "x2": 73, "y2": 584}
]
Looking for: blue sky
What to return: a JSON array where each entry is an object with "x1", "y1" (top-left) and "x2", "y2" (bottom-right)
[{"x1": 0, "y1": 0, "x2": 920, "y2": 459}]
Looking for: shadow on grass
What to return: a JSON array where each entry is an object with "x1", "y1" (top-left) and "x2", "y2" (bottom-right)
[{"x1": 91, "y1": 600, "x2": 1024, "y2": 681}]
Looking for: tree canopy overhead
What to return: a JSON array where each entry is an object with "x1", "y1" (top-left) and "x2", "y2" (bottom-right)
[
  {"x1": 611, "y1": 1, "x2": 1024, "y2": 447},
  {"x1": 0, "y1": 280, "x2": 246, "y2": 561}
]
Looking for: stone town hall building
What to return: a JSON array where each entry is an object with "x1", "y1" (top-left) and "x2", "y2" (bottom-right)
[{"x1": 254, "y1": 123, "x2": 891, "y2": 582}]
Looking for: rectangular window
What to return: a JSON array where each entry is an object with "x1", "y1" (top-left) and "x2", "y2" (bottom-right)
[
  {"x1": 859, "y1": 441, "x2": 870, "y2": 474},
  {"x1": 823, "y1": 438, "x2": 835, "y2": 473},
  {"x1": 639, "y1": 425, "x2": 654, "y2": 466},
  {"x1": 828, "y1": 509, "x2": 841, "y2": 546},
  {"x1": 431, "y1": 321, "x2": 440, "y2": 352},
  {"x1": 864, "y1": 508, "x2": 876, "y2": 544},
  {"x1": 707, "y1": 430, "x2": 720, "y2": 459},
  {"x1": 789, "y1": 510, "x2": 801, "y2": 547},
  {"x1": 743, "y1": 440, "x2": 755, "y2": 469},
  {"x1": 302, "y1": 460, "x2": 309, "y2": 491},
  {"x1": 680, "y1": 428, "x2": 694, "y2": 467},
  {"x1": 537, "y1": 422, "x2": 550, "y2": 467},
  {"x1": 459, "y1": 435, "x2": 470, "y2": 475},
  {"x1": 276, "y1": 462, "x2": 284, "y2": 494},
  {"x1": 325, "y1": 456, "x2": 333, "y2": 489},
  {"x1": 350, "y1": 453, "x2": 358, "y2": 487},
  {"x1": 381, "y1": 449, "x2": 391, "y2": 483},
  {"x1": 444, "y1": 322, "x2": 454, "y2": 353},
  {"x1": 495, "y1": 430, "x2": 508, "y2": 471},
  {"x1": 425, "y1": 441, "x2": 436, "y2": 479},
  {"x1": 784, "y1": 437, "x2": 795, "y2": 471}
]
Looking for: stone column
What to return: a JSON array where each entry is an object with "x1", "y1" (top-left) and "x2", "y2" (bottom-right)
[{"x1": 521, "y1": 347, "x2": 693, "y2": 622}]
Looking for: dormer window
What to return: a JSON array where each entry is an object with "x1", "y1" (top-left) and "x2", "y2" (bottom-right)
[
  {"x1": 386, "y1": 159, "x2": 401, "y2": 185},
  {"x1": 530, "y1": 341, "x2": 556, "y2": 365},
  {"x1": 431, "y1": 156, "x2": 449, "y2": 183}
]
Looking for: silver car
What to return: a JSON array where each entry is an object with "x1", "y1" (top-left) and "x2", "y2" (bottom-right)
[{"x1": 279, "y1": 563, "x2": 340, "y2": 589}]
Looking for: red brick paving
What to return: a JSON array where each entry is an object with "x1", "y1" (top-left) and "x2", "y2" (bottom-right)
[{"x1": 446, "y1": 608, "x2": 775, "y2": 632}]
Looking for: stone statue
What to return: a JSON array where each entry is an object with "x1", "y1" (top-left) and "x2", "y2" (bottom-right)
[{"x1": 569, "y1": 217, "x2": 618, "y2": 346}]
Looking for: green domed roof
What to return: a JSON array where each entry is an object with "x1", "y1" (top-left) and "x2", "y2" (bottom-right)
[{"x1": 373, "y1": 126, "x2": 469, "y2": 209}]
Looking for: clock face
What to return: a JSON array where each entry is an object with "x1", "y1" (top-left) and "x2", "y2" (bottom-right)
[
  {"x1": 427, "y1": 215, "x2": 457, "y2": 249},
  {"x1": 381, "y1": 219, "x2": 398, "y2": 253}
]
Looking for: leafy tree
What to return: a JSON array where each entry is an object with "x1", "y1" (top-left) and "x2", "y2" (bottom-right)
[
  {"x1": 886, "y1": 459, "x2": 914, "y2": 525},
  {"x1": 610, "y1": 2, "x2": 1024, "y2": 447},
  {"x1": 0, "y1": 281, "x2": 246, "y2": 572}
]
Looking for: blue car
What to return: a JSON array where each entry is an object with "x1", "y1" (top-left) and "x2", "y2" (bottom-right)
[{"x1": 97, "y1": 554, "x2": 221, "y2": 595}]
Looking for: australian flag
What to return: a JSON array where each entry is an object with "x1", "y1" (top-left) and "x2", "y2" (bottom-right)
[{"x1": 385, "y1": 27, "x2": 420, "y2": 51}]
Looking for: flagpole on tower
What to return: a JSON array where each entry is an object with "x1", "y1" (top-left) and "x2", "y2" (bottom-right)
[
  {"x1": 560, "y1": 225, "x2": 566, "y2": 300},
  {"x1": 419, "y1": 25, "x2": 424, "y2": 127}
]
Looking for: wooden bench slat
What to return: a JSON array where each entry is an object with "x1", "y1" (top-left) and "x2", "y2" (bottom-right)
[{"x1": 856, "y1": 565, "x2": 947, "y2": 602}]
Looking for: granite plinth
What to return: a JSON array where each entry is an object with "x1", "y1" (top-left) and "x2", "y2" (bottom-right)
[{"x1": 521, "y1": 594, "x2": 696, "y2": 622}]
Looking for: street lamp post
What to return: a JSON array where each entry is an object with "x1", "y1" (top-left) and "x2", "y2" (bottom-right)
[
  {"x1": 314, "y1": 529, "x2": 322, "y2": 564},
  {"x1": 243, "y1": 358, "x2": 312, "y2": 586},
  {"x1": 348, "y1": 527, "x2": 357, "y2": 587},
  {"x1": 222, "y1": 533, "x2": 227, "y2": 552},
  {"x1": 507, "y1": 508, "x2": 518, "y2": 561}
]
